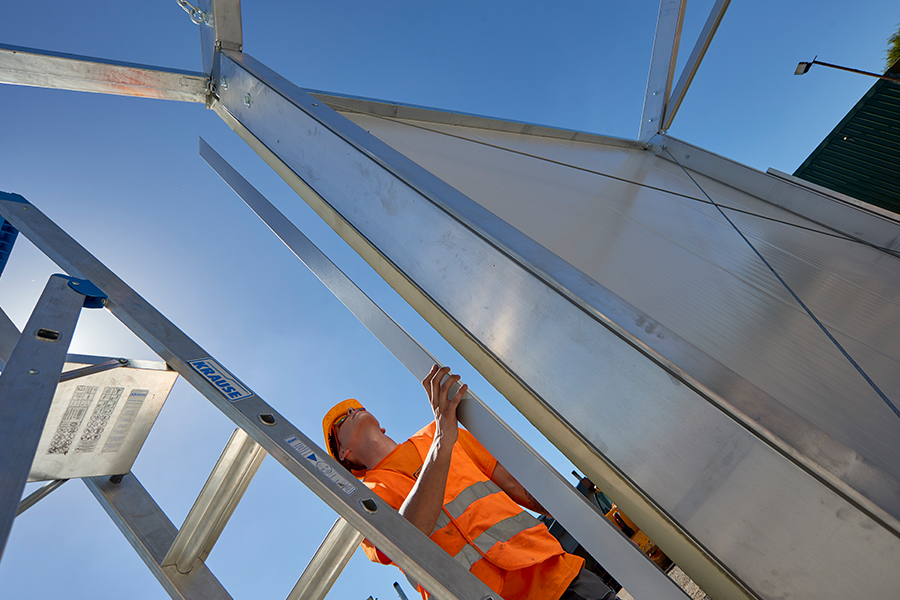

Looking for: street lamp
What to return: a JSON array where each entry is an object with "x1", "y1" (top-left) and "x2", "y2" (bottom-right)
[{"x1": 795, "y1": 56, "x2": 900, "y2": 83}]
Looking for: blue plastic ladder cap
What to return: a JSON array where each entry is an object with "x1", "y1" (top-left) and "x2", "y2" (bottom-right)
[
  {"x1": 0, "y1": 191, "x2": 30, "y2": 203},
  {"x1": 65, "y1": 277, "x2": 108, "y2": 309},
  {"x1": 0, "y1": 218, "x2": 19, "y2": 279}
]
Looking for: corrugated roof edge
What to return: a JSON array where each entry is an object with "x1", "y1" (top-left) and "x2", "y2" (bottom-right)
[{"x1": 308, "y1": 89, "x2": 646, "y2": 150}]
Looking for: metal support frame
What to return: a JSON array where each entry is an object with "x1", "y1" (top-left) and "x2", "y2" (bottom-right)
[
  {"x1": 0, "y1": 43, "x2": 208, "y2": 103},
  {"x1": 662, "y1": 0, "x2": 731, "y2": 131},
  {"x1": 0, "y1": 192, "x2": 498, "y2": 600},
  {"x1": 199, "y1": 139, "x2": 689, "y2": 600},
  {"x1": 162, "y1": 428, "x2": 266, "y2": 574},
  {"x1": 200, "y1": 0, "x2": 243, "y2": 75},
  {"x1": 85, "y1": 473, "x2": 233, "y2": 600},
  {"x1": 210, "y1": 49, "x2": 748, "y2": 599},
  {"x1": 639, "y1": 0, "x2": 686, "y2": 141},
  {"x1": 286, "y1": 517, "x2": 363, "y2": 600},
  {"x1": 0, "y1": 273, "x2": 100, "y2": 559}
]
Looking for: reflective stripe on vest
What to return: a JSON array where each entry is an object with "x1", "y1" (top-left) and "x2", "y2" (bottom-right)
[{"x1": 429, "y1": 479, "x2": 541, "y2": 570}]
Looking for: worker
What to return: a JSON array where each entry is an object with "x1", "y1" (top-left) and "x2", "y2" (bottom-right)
[{"x1": 323, "y1": 365, "x2": 617, "y2": 600}]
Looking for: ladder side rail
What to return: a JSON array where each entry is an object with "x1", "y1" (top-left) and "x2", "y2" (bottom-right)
[
  {"x1": 162, "y1": 428, "x2": 266, "y2": 573},
  {"x1": 0, "y1": 274, "x2": 92, "y2": 560},
  {"x1": 286, "y1": 517, "x2": 363, "y2": 600},
  {"x1": 0, "y1": 192, "x2": 500, "y2": 600},
  {"x1": 0, "y1": 305, "x2": 20, "y2": 370},
  {"x1": 198, "y1": 139, "x2": 690, "y2": 600},
  {"x1": 84, "y1": 473, "x2": 233, "y2": 600}
]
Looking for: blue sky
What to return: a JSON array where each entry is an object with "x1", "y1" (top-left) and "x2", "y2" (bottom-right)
[{"x1": 0, "y1": 2, "x2": 896, "y2": 599}]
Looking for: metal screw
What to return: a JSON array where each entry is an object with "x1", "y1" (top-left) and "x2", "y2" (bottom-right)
[
  {"x1": 117, "y1": 358, "x2": 129, "y2": 364},
  {"x1": 648, "y1": 118, "x2": 654, "y2": 122},
  {"x1": 22, "y1": 206, "x2": 29, "y2": 210},
  {"x1": 70, "y1": 281, "x2": 80, "y2": 286},
  {"x1": 27, "y1": 369, "x2": 39, "y2": 375},
  {"x1": 243, "y1": 93, "x2": 252, "y2": 108},
  {"x1": 653, "y1": 91, "x2": 658, "y2": 96},
  {"x1": 220, "y1": 76, "x2": 228, "y2": 90}
]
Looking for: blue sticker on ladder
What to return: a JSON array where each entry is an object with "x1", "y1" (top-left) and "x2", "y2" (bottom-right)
[
  {"x1": 284, "y1": 435, "x2": 357, "y2": 495},
  {"x1": 188, "y1": 357, "x2": 254, "y2": 401}
]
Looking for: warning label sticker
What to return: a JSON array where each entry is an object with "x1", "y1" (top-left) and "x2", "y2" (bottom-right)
[{"x1": 285, "y1": 435, "x2": 357, "y2": 495}]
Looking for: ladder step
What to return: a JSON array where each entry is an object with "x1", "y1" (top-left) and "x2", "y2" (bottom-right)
[{"x1": 162, "y1": 428, "x2": 266, "y2": 574}]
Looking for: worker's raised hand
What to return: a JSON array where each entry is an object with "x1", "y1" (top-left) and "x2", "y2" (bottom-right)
[{"x1": 422, "y1": 364, "x2": 467, "y2": 446}]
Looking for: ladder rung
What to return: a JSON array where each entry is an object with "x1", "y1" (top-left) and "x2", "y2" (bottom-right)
[{"x1": 162, "y1": 428, "x2": 266, "y2": 574}]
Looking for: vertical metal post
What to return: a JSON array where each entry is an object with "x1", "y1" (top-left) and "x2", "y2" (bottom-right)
[
  {"x1": 200, "y1": 0, "x2": 243, "y2": 75},
  {"x1": 0, "y1": 274, "x2": 97, "y2": 560},
  {"x1": 285, "y1": 518, "x2": 363, "y2": 600},
  {"x1": 639, "y1": 0, "x2": 686, "y2": 141},
  {"x1": 163, "y1": 428, "x2": 266, "y2": 574}
]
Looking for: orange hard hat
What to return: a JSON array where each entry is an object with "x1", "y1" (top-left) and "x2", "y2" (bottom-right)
[{"x1": 322, "y1": 399, "x2": 368, "y2": 478}]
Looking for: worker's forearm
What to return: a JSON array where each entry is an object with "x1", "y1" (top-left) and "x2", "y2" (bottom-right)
[
  {"x1": 491, "y1": 463, "x2": 552, "y2": 517},
  {"x1": 399, "y1": 436, "x2": 454, "y2": 536}
]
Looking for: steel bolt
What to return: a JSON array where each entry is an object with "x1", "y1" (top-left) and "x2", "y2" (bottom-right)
[
  {"x1": 243, "y1": 93, "x2": 252, "y2": 108},
  {"x1": 27, "y1": 369, "x2": 39, "y2": 375},
  {"x1": 220, "y1": 76, "x2": 228, "y2": 90}
]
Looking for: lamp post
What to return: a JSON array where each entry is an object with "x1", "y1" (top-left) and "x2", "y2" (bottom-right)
[{"x1": 795, "y1": 57, "x2": 900, "y2": 83}]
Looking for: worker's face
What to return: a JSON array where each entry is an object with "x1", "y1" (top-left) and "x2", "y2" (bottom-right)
[{"x1": 335, "y1": 406, "x2": 380, "y2": 462}]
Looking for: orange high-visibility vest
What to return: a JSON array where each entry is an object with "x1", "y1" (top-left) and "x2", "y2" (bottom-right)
[{"x1": 362, "y1": 423, "x2": 581, "y2": 600}]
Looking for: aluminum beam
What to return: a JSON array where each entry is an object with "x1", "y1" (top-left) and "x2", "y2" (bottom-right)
[
  {"x1": 84, "y1": 474, "x2": 233, "y2": 600},
  {"x1": 662, "y1": 0, "x2": 731, "y2": 132},
  {"x1": 0, "y1": 192, "x2": 498, "y2": 600},
  {"x1": 285, "y1": 518, "x2": 363, "y2": 600},
  {"x1": 200, "y1": 0, "x2": 243, "y2": 75},
  {"x1": 0, "y1": 43, "x2": 208, "y2": 103},
  {"x1": 310, "y1": 91, "x2": 643, "y2": 149},
  {"x1": 200, "y1": 138, "x2": 688, "y2": 600},
  {"x1": 639, "y1": 0, "x2": 686, "y2": 141},
  {"x1": 163, "y1": 428, "x2": 266, "y2": 574}
]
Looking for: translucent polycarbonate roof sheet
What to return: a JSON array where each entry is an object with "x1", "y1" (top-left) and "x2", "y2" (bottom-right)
[{"x1": 338, "y1": 111, "x2": 900, "y2": 483}]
